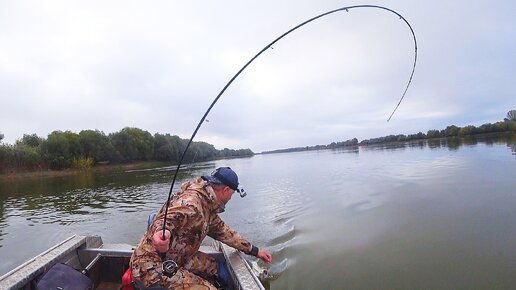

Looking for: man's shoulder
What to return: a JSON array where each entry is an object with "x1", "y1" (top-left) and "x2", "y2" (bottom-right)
[
  {"x1": 165, "y1": 193, "x2": 204, "y2": 223},
  {"x1": 176, "y1": 189, "x2": 209, "y2": 209}
]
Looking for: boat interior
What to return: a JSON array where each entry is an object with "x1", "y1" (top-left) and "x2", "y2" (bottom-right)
[{"x1": 0, "y1": 235, "x2": 264, "y2": 290}]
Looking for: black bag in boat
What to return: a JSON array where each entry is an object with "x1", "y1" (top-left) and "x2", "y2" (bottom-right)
[{"x1": 35, "y1": 263, "x2": 93, "y2": 290}]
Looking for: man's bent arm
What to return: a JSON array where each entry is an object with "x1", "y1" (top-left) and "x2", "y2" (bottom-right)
[{"x1": 208, "y1": 215, "x2": 258, "y2": 256}]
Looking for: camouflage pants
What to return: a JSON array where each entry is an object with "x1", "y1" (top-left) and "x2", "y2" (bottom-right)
[{"x1": 131, "y1": 251, "x2": 218, "y2": 289}]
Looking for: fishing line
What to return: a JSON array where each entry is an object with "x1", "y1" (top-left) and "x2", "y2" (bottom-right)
[{"x1": 161, "y1": 5, "x2": 418, "y2": 238}]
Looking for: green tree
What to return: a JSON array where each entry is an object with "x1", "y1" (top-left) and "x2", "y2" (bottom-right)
[
  {"x1": 18, "y1": 133, "x2": 44, "y2": 147},
  {"x1": 79, "y1": 130, "x2": 112, "y2": 162},
  {"x1": 493, "y1": 121, "x2": 509, "y2": 132},
  {"x1": 426, "y1": 129, "x2": 441, "y2": 139},
  {"x1": 12, "y1": 144, "x2": 42, "y2": 169},
  {"x1": 506, "y1": 110, "x2": 516, "y2": 121},
  {"x1": 187, "y1": 142, "x2": 217, "y2": 162},
  {"x1": 396, "y1": 134, "x2": 407, "y2": 142},
  {"x1": 0, "y1": 144, "x2": 12, "y2": 172},
  {"x1": 444, "y1": 125, "x2": 460, "y2": 137},
  {"x1": 109, "y1": 127, "x2": 154, "y2": 162},
  {"x1": 458, "y1": 125, "x2": 477, "y2": 136},
  {"x1": 235, "y1": 149, "x2": 254, "y2": 156},
  {"x1": 102, "y1": 141, "x2": 121, "y2": 162},
  {"x1": 509, "y1": 121, "x2": 516, "y2": 131},
  {"x1": 109, "y1": 130, "x2": 138, "y2": 162},
  {"x1": 153, "y1": 133, "x2": 185, "y2": 162},
  {"x1": 0, "y1": 132, "x2": 4, "y2": 143},
  {"x1": 478, "y1": 123, "x2": 493, "y2": 134},
  {"x1": 62, "y1": 131, "x2": 83, "y2": 158},
  {"x1": 407, "y1": 132, "x2": 426, "y2": 140},
  {"x1": 40, "y1": 131, "x2": 73, "y2": 169}
]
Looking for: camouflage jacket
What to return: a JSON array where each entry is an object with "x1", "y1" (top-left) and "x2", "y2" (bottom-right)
[{"x1": 131, "y1": 177, "x2": 255, "y2": 268}]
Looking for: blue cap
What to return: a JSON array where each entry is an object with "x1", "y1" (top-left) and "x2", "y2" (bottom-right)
[{"x1": 202, "y1": 167, "x2": 239, "y2": 190}]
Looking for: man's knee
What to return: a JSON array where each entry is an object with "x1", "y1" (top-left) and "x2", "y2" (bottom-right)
[{"x1": 184, "y1": 251, "x2": 217, "y2": 276}]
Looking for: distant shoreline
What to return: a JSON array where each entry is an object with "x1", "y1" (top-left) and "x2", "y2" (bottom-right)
[
  {"x1": 0, "y1": 155, "x2": 254, "y2": 180},
  {"x1": 0, "y1": 161, "x2": 169, "y2": 180},
  {"x1": 259, "y1": 131, "x2": 515, "y2": 155}
]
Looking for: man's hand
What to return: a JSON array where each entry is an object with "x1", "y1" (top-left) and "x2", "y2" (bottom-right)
[
  {"x1": 152, "y1": 230, "x2": 171, "y2": 253},
  {"x1": 257, "y1": 250, "x2": 272, "y2": 263}
]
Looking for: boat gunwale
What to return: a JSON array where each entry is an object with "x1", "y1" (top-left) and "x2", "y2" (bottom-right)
[
  {"x1": 0, "y1": 235, "x2": 98, "y2": 289},
  {"x1": 0, "y1": 235, "x2": 78, "y2": 280}
]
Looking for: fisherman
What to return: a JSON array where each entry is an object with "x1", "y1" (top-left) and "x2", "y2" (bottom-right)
[{"x1": 130, "y1": 167, "x2": 272, "y2": 289}]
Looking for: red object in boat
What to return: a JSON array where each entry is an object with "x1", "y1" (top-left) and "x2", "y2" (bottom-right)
[{"x1": 121, "y1": 267, "x2": 134, "y2": 290}]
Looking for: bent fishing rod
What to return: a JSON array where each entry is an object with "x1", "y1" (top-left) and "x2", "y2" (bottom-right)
[{"x1": 161, "y1": 5, "x2": 418, "y2": 238}]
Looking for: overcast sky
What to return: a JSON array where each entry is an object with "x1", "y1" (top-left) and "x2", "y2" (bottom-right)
[{"x1": 1, "y1": 0, "x2": 515, "y2": 152}]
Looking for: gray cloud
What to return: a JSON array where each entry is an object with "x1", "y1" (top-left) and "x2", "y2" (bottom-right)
[{"x1": 1, "y1": 0, "x2": 515, "y2": 152}]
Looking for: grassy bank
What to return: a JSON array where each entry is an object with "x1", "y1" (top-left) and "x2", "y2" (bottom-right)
[{"x1": 0, "y1": 161, "x2": 171, "y2": 181}]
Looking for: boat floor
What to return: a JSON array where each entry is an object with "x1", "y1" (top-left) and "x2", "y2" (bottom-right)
[{"x1": 96, "y1": 281, "x2": 121, "y2": 290}]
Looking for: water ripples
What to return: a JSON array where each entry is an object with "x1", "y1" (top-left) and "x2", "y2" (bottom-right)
[
  {"x1": 271, "y1": 205, "x2": 305, "y2": 225},
  {"x1": 249, "y1": 181, "x2": 312, "y2": 282},
  {"x1": 2, "y1": 181, "x2": 173, "y2": 228}
]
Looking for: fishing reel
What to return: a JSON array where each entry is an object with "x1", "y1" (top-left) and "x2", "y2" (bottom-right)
[{"x1": 162, "y1": 260, "x2": 178, "y2": 278}]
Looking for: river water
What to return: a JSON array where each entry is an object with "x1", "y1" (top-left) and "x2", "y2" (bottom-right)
[{"x1": 1, "y1": 133, "x2": 515, "y2": 289}]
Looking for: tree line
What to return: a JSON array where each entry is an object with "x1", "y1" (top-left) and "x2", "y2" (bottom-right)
[
  {"x1": 359, "y1": 110, "x2": 516, "y2": 145},
  {"x1": 261, "y1": 110, "x2": 516, "y2": 153},
  {"x1": 0, "y1": 127, "x2": 253, "y2": 172},
  {"x1": 261, "y1": 138, "x2": 358, "y2": 154}
]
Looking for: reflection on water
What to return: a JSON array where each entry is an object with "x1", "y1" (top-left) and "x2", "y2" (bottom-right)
[
  {"x1": 507, "y1": 133, "x2": 516, "y2": 154},
  {"x1": 1, "y1": 133, "x2": 515, "y2": 289},
  {"x1": 358, "y1": 132, "x2": 516, "y2": 153}
]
